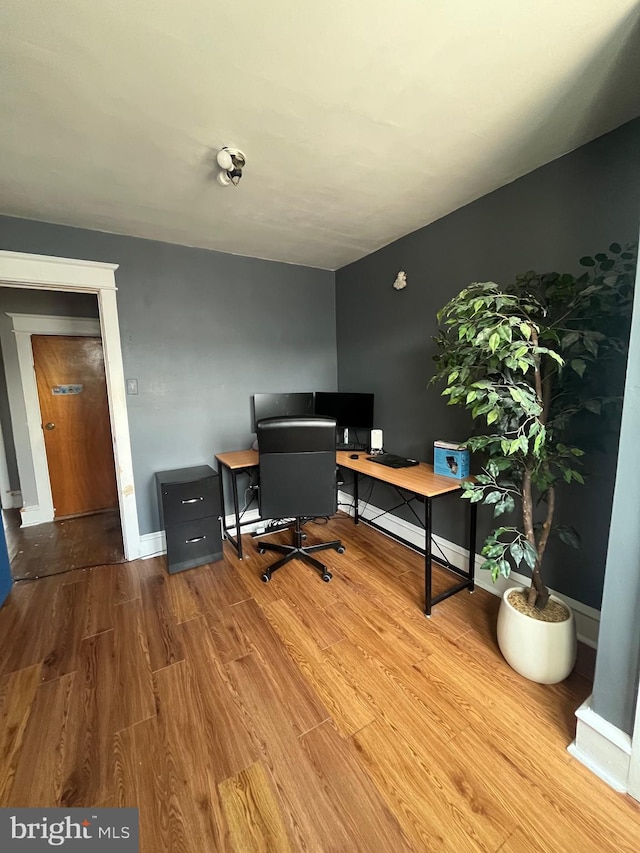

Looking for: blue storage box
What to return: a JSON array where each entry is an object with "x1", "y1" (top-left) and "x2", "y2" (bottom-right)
[{"x1": 433, "y1": 440, "x2": 470, "y2": 479}]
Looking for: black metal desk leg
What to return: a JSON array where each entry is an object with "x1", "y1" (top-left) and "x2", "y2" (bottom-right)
[
  {"x1": 217, "y1": 465, "x2": 226, "y2": 531},
  {"x1": 231, "y1": 469, "x2": 243, "y2": 559},
  {"x1": 354, "y1": 472, "x2": 360, "y2": 524},
  {"x1": 425, "y1": 497, "x2": 433, "y2": 617},
  {"x1": 469, "y1": 502, "x2": 477, "y2": 591}
]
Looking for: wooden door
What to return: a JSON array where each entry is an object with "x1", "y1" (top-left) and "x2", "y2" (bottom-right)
[{"x1": 32, "y1": 335, "x2": 118, "y2": 518}]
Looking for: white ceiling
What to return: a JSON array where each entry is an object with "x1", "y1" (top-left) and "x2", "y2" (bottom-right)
[{"x1": 1, "y1": 1, "x2": 639, "y2": 271}]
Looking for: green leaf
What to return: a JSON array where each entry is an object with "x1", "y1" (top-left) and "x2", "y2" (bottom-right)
[
  {"x1": 509, "y1": 541, "x2": 524, "y2": 566},
  {"x1": 498, "y1": 559, "x2": 511, "y2": 578},
  {"x1": 609, "y1": 243, "x2": 622, "y2": 254},
  {"x1": 570, "y1": 359, "x2": 586, "y2": 377},
  {"x1": 489, "y1": 332, "x2": 500, "y2": 353},
  {"x1": 579, "y1": 256, "x2": 596, "y2": 267},
  {"x1": 562, "y1": 331, "x2": 580, "y2": 349},
  {"x1": 484, "y1": 491, "x2": 503, "y2": 504},
  {"x1": 522, "y1": 541, "x2": 538, "y2": 569},
  {"x1": 519, "y1": 322, "x2": 531, "y2": 340},
  {"x1": 487, "y1": 409, "x2": 499, "y2": 425}
]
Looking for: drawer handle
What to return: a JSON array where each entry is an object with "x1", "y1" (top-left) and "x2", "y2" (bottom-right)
[
  {"x1": 182, "y1": 497, "x2": 204, "y2": 504},
  {"x1": 185, "y1": 535, "x2": 207, "y2": 544}
]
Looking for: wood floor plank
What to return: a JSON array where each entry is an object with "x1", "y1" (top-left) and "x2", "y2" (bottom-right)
[
  {"x1": 114, "y1": 561, "x2": 141, "y2": 603},
  {"x1": 0, "y1": 664, "x2": 43, "y2": 802},
  {"x1": 264, "y1": 598, "x2": 375, "y2": 737},
  {"x1": 113, "y1": 599, "x2": 156, "y2": 731},
  {"x1": 0, "y1": 583, "x2": 36, "y2": 676},
  {"x1": 352, "y1": 718, "x2": 515, "y2": 852},
  {"x1": 231, "y1": 598, "x2": 329, "y2": 736},
  {"x1": 176, "y1": 617, "x2": 259, "y2": 780},
  {"x1": 300, "y1": 720, "x2": 413, "y2": 851},
  {"x1": 42, "y1": 579, "x2": 88, "y2": 682},
  {"x1": 226, "y1": 651, "x2": 354, "y2": 851},
  {"x1": 141, "y1": 573, "x2": 185, "y2": 671},
  {"x1": 3, "y1": 576, "x2": 59, "y2": 674},
  {"x1": 114, "y1": 717, "x2": 177, "y2": 853},
  {"x1": 6, "y1": 673, "x2": 76, "y2": 806},
  {"x1": 167, "y1": 571, "x2": 203, "y2": 623},
  {"x1": 188, "y1": 569, "x2": 252, "y2": 663},
  {"x1": 327, "y1": 638, "x2": 463, "y2": 745},
  {"x1": 153, "y1": 660, "x2": 233, "y2": 851},
  {"x1": 58, "y1": 630, "x2": 118, "y2": 806},
  {"x1": 84, "y1": 565, "x2": 116, "y2": 637},
  {"x1": 219, "y1": 761, "x2": 293, "y2": 853}
]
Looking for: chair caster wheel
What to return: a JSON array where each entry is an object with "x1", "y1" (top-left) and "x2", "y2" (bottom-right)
[
  {"x1": 337, "y1": 546, "x2": 345, "y2": 554},
  {"x1": 261, "y1": 572, "x2": 271, "y2": 583},
  {"x1": 301, "y1": 533, "x2": 307, "y2": 540},
  {"x1": 258, "y1": 547, "x2": 266, "y2": 555},
  {"x1": 321, "y1": 572, "x2": 332, "y2": 582}
]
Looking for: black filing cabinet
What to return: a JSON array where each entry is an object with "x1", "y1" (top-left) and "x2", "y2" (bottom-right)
[{"x1": 155, "y1": 465, "x2": 223, "y2": 573}]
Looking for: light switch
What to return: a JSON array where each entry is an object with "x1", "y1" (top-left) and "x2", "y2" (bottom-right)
[{"x1": 126, "y1": 378, "x2": 138, "y2": 395}]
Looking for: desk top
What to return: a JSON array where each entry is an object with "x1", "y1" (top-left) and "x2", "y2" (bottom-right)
[
  {"x1": 215, "y1": 448, "x2": 465, "y2": 498},
  {"x1": 336, "y1": 451, "x2": 465, "y2": 498},
  {"x1": 215, "y1": 449, "x2": 259, "y2": 470}
]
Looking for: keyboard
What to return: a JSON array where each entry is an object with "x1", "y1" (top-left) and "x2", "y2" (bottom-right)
[
  {"x1": 336, "y1": 442, "x2": 367, "y2": 452},
  {"x1": 366, "y1": 453, "x2": 419, "y2": 469}
]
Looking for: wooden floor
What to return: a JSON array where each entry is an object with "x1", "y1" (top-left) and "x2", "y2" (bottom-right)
[
  {"x1": 3, "y1": 508, "x2": 124, "y2": 580},
  {"x1": 1, "y1": 513, "x2": 639, "y2": 852}
]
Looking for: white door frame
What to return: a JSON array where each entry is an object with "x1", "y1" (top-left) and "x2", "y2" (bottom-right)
[
  {"x1": 0, "y1": 251, "x2": 140, "y2": 561},
  {"x1": 9, "y1": 313, "x2": 102, "y2": 526}
]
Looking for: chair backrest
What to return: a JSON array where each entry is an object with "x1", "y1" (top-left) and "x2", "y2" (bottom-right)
[{"x1": 257, "y1": 416, "x2": 337, "y2": 519}]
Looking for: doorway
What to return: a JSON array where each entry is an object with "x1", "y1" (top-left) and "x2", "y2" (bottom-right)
[{"x1": 0, "y1": 251, "x2": 140, "y2": 569}]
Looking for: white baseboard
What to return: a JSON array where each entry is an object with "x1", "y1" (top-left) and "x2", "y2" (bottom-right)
[
  {"x1": 138, "y1": 530, "x2": 166, "y2": 559},
  {"x1": 337, "y1": 490, "x2": 600, "y2": 648},
  {"x1": 1, "y1": 490, "x2": 22, "y2": 510},
  {"x1": 19, "y1": 503, "x2": 54, "y2": 527},
  {"x1": 568, "y1": 695, "x2": 631, "y2": 792}
]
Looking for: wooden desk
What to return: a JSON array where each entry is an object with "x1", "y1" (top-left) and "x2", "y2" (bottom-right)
[
  {"x1": 336, "y1": 452, "x2": 476, "y2": 616},
  {"x1": 215, "y1": 448, "x2": 476, "y2": 615}
]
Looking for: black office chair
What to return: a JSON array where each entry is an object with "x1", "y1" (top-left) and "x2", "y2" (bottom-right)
[{"x1": 256, "y1": 416, "x2": 345, "y2": 583}]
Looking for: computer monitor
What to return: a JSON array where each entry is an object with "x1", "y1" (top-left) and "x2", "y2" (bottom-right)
[
  {"x1": 252, "y1": 392, "x2": 315, "y2": 431},
  {"x1": 314, "y1": 392, "x2": 374, "y2": 429}
]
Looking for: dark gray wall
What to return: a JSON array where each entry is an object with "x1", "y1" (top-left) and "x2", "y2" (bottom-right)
[
  {"x1": 0, "y1": 219, "x2": 337, "y2": 533},
  {"x1": 592, "y1": 259, "x2": 640, "y2": 735},
  {"x1": 0, "y1": 289, "x2": 98, "y2": 491},
  {"x1": 335, "y1": 117, "x2": 640, "y2": 610}
]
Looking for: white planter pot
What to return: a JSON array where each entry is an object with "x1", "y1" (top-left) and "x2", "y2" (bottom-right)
[{"x1": 497, "y1": 587, "x2": 577, "y2": 684}]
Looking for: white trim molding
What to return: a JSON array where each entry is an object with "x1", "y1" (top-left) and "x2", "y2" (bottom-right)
[
  {"x1": 0, "y1": 251, "x2": 140, "y2": 560},
  {"x1": 568, "y1": 696, "x2": 632, "y2": 792}
]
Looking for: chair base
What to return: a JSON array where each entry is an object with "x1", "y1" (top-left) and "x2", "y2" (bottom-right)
[{"x1": 258, "y1": 517, "x2": 344, "y2": 582}]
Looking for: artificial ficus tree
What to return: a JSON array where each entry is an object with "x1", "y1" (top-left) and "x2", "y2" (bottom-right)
[{"x1": 432, "y1": 243, "x2": 637, "y2": 610}]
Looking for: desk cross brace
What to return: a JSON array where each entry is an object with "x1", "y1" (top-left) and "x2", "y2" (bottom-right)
[{"x1": 352, "y1": 472, "x2": 477, "y2": 616}]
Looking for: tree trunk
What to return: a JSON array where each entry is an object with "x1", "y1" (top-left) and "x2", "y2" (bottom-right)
[{"x1": 522, "y1": 469, "x2": 551, "y2": 610}]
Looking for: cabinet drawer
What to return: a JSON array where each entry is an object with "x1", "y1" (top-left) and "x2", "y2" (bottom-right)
[
  {"x1": 165, "y1": 517, "x2": 222, "y2": 573},
  {"x1": 161, "y1": 476, "x2": 219, "y2": 525}
]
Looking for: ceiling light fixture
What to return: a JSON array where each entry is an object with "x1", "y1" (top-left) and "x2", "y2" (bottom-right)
[{"x1": 216, "y1": 147, "x2": 246, "y2": 187}]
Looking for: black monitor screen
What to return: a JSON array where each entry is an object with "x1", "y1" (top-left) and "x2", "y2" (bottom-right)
[
  {"x1": 314, "y1": 392, "x2": 374, "y2": 429},
  {"x1": 252, "y1": 392, "x2": 314, "y2": 431}
]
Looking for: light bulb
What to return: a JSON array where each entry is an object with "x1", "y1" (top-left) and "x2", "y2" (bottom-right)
[{"x1": 216, "y1": 148, "x2": 233, "y2": 170}]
